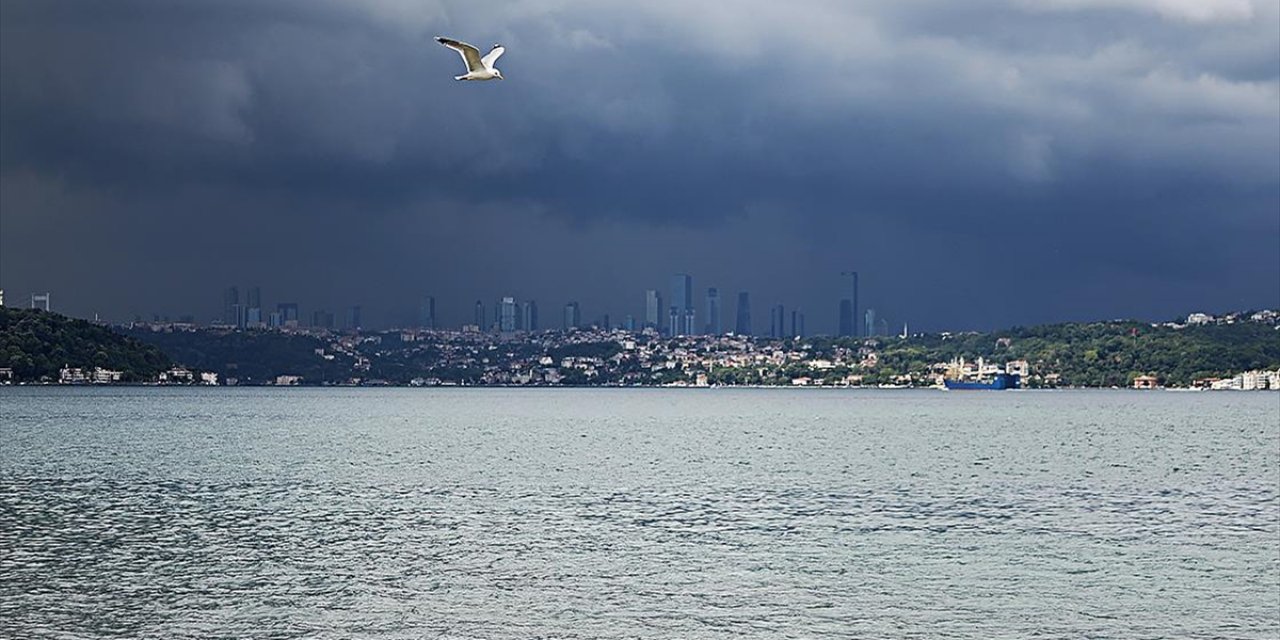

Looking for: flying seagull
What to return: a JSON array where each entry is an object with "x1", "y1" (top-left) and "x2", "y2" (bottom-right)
[{"x1": 435, "y1": 36, "x2": 504, "y2": 81}]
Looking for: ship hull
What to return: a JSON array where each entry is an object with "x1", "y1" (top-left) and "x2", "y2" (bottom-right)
[{"x1": 944, "y1": 373, "x2": 1020, "y2": 390}]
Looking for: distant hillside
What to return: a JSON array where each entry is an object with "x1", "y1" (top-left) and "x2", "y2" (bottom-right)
[
  {"x1": 821, "y1": 320, "x2": 1280, "y2": 387},
  {"x1": 123, "y1": 328, "x2": 357, "y2": 385},
  {"x1": 0, "y1": 308, "x2": 172, "y2": 382}
]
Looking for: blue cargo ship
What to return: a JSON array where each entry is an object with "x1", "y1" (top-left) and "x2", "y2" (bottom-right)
[{"x1": 944, "y1": 372, "x2": 1021, "y2": 390}]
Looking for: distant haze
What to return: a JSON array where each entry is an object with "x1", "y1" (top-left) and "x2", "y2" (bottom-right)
[{"x1": 1, "y1": 0, "x2": 1277, "y2": 331}]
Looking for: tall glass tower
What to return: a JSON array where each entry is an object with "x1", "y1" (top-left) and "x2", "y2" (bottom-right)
[
  {"x1": 419, "y1": 296, "x2": 436, "y2": 329},
  {"x1": 500, "y1": 297, "x2": 518, "y2": 332},
  {"x1": 644, "y1": 289, "x2": 663, "y2": 331},
  {"x1": 563, "y1": 302, "x2": 580, "y2": 330},
  {"x1": 735, "y1": 291, "x2": 752, "y2": 336},
  {"x1": 521, "y1": 300, "x2": 538, "y2": 332},
  {"x1": 705, "y1": 287, "x2": 722, "y2": 335},
  {"x1": 670, "y1": 273, "x2": 692, "y2": 334}
]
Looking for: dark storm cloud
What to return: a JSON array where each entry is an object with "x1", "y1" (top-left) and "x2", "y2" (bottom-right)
[{"x1": 1, "y1": 0, "x2": 1276, "y2": 330}]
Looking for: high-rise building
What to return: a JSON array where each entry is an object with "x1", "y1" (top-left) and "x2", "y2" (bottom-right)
[
  {"x1": 521, "y1": 300, "x2": 538, "y2": 332},
  {"x1": 563, "y1": 302, "x2": 581, "y2": 330},
  {"x1": 670, "y1": 273, "x2": 693, "y2": 335},
  {"x1": 839, "y1": 299, "x2": 854, "y2": 337},
  {"x1": 735, "y1": 291, "x2": 752, "y2": 335},
  {"x1": 624, "y1": 314, "x2": 636, "y2": 331},
  {"x1": 311, "y1": 309, "x2": 334, "y2": 329},
  {"x1": 277, "y1": 303, "x2": 300, "y2": 327},
  {"x1": 644, "y1": 289, "x2": 663, "y2": 331},
  {"x1": 668, "y1": 306, "x2": 680, "y2": 334},
  {"x1": 500, "y1": 297, "x2": 518, "y2": 333},
  {"x1": 243, "y1": 286, "x2": 262, "y2": 328},
  {"x1": 788, "y1": 310, "x2": 804, "y2": 337},
  {"x1": 419, "y1": 296, "x2": 436, "y2": 329},
  {"x1": 705, "y1": 288, "x2": 721, "y2": 335},
  {"x1": 681, "y1": 309, "x2": 697, "y2": 336},
  {"x1": 474, "y1": 300, "x2": 486, "y2": 330},
  {"x1": 865, "y1": 308, "x2": 877, "y2": 338},
  {"x1": 345, "y1": 305, "x2": 362, "y2": 331},
  {"x1": 222, "y1": 286, "x2": 239, "y2": 325},
  {"x1": 841, "y1": 271, "x2": 859, "y2": 337},
  {"x1": 769, "y1": 304, "x2": 785, "y2": 339}
]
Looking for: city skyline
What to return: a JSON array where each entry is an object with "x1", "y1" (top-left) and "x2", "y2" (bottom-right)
[
  {"x1": 1, "y1": 2, "x2": 1276, "y2": 332},
  {"x1": 3, "y1": 264, "x2": 1274, "y2": 337},
  {"x1": 199, "y1": 270, "x2": 891, "y2": 335}
]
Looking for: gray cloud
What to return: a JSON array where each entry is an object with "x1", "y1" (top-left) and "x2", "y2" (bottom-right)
[{"x1": 1, "y1": 0, "x2": 1276, "y2": 330}]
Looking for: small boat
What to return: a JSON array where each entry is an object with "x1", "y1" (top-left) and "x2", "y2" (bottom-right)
[{"x1": 944, "y1": 372, "x2": 1020, "y2": 390}]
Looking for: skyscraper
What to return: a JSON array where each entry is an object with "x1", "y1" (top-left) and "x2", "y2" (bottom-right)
[
  {"x1": 670, "y1": 273, "x2": 692, "y2": 335},
  {"x1": 735, "y1": 291, "x2": 752, "y2": 335},
  {"x1": 681, "y1": 309, "x2": 697, "y2": 336},
  {"x1": 500, "y1": 297, "x2": 518, "y2": 333},
  {"x1": 563, "y1": 302, "x2": 581, "y2": 330},
  {"x1": 311, "y1": 309, "x2": 334, "y2": 329},
  {"x1": 222, "y1": 286, "x2": 239, "y2": 325},
  {"x1": 345, "y1": 305, "x2": 362, "y2": 331},
  {"x1": 668, "y1": 306, "x2": 680, "y2": 334},
  {"x1": 705, "y1": 288, "x2": 722, "y2": 335},
  {"x1": 474, "y1": 300, "x2": 486, "y2": 330},
  {"x1": 419, "y1": 296, "x2": 436, "y2": 329},
  {"x1": 839, "y1": 299, "x2": 854, "y2": 337},
  {"x1": 521, "y1": 300, "x2": 538, "y2": 332},
  {"x1": 841, "y1": 271, "x2": 859, "y2": 337},
  {"x1": 277, "y1": 303, "x2": 300, "y2": 327},
  {"x1": 770, "y1": 304, "x2": 785, "y2": 338},
  {"x1": 865, "y1": 308, "x2": 877, "y2": 338},
  {"x1": 246, "y1": 286, "x2": 263, "y2": 328},
  {"x1": 644, "y1": 289, "x2": 663, "y2": 331}
]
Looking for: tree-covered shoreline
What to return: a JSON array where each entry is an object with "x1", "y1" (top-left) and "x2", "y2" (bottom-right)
[
  {"x1": 2, "y1": 307, "x2": 1276, "y2": 388},
  {"x1": 0, "y1": 308, "x2": 172, "y2": 382}
]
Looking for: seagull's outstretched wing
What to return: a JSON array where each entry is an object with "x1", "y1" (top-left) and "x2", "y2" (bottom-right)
[
  {"x1": 436, "y1": 37, "x2": 483, "y2": 72},
  {"x1": 481, "y1": 45, "x2": 505, "y2": 71}
]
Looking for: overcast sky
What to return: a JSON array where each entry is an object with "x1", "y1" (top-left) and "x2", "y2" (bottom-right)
[{"x1": 1, "y1": 0, "x2": 1277, "y2": 331}]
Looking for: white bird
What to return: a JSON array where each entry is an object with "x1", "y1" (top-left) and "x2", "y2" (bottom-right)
[{"x1": 435, "y1": 36, "x2": 505, "y2": 81}]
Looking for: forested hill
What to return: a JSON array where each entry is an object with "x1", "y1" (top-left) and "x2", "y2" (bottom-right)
[
  {"x1": 0, "y1": 308, "x2": 172, "y2": 382},
  {"x1": 850, "y1": 320, "x2": 1280, "y2": 387}
]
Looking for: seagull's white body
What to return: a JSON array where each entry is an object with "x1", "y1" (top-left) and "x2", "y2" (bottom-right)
[{"x1": 435, "y1": 36, "x2": 505, "y2": 81}]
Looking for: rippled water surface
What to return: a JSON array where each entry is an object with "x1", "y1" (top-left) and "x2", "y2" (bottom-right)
[{"x1": 1, "y1": 388, "x2": 1277, "y2": 639}]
